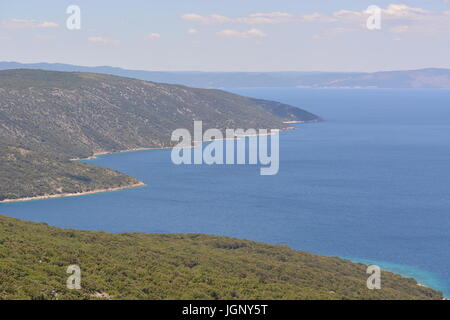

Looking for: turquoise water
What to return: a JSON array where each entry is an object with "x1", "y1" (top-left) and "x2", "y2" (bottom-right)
[
  {"x1": 1, "y1": 88, "x2": 449, "y2": 296},
  {"x1": 345, "y1": 257, "x2": 447, "y2": 294}
]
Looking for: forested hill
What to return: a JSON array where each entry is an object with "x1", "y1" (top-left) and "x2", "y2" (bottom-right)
[
  {"x1": 0, "y1": 215, "x2": 443, "y2": 300},
  {"x1": 0, "y1": 143, "x2": 141, "y2": 202},
  {"x1": 0, "y1": 69, "x2": 320, "y2": 159}
]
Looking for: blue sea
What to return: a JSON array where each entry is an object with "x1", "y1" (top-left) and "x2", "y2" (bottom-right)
[{"x1": 1, "y1": 88, "x2": 449, "y2": 296}]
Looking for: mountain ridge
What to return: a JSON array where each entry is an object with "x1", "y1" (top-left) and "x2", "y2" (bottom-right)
[
  {"x1": 0, "y1": 69, "x2": 319, "y2": 159},
  {"x1": 1, "y1": 61, "x2": 450, "y2": 89}
]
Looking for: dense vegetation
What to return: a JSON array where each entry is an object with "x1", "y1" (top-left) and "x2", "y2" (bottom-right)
[
  {"x1": 0, "y1": 215, "x2": 442, "y2": 300},
  {"x1": 0, "y1": 143, "x2": 140, "y2": 201},
  {"x1": 0, "y1": 69, "x2": 320, "y2": 160}
]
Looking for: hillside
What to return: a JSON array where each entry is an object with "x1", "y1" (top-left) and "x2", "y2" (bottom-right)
[
  {"x1": 2, "y1": 62, "x2": 450, "y2": 89},
  {"x1": 0, "y1": 215, "x2": 442, "y2": 300},
  {"x1": 0, "y1": 69, "x2": 320, "y2": 159},
  {"x1": 0, "y1": 143, "x2": 142, "y2": 202}
]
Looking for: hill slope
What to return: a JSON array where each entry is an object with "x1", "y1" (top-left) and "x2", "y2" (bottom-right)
[
  {"x1": 0, "y1": 215, "x2": 442, "y2": 300},
  {"x1": 2, "y1": 62, "x2": 450, "y2": 89},
  {"x1": 0, "y1": 69, "x2": 319, "y2": 159},
  {"x1": 0, "y1": 143, "x2": 142, "y2": 202}
]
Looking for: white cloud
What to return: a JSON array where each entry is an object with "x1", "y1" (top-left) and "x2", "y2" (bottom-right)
[
  {"x1": 330, "y1": 5, "x2": 433, "y2": 24},
  {"x1": 88, "y1": 36, "x2": 120, "y2": 45},
  {"x1": 0, "y1": 19, "x2": 59, "y2": 29},
  {"x1": 146, "y1": 33, "x2": 161, "y2": 40},
  {"x1": 245, "y1": 28, "x2": 267, "y2": 37},
  {"x1": 217, "y1": 28, "x2": 267, "y2": 38},
  {"x1": 383, "y1": 4, "x2": 431, "y2": 20},
  {"x1": 38, "y1": 21, "x2": 59, "y2": 28},
  {"x1": 237, "y1": 12, "x2": 294, "y2": 24},
  {"x1": 310, "y1": 4, "x2": 450, "y2": 36},
  {"x1": 183, "y1": 12, "x2": 293, "y2": 25},
  {"x1": 300, "y1": 13, "x2": 335, "y2": 23},
  {"x1": 183, "y1": 5, "x2": 450, "y2": 36},
  {"x1": 187, "y1": 28, "x2": 198, "y2": 35},
  {"x1": 182, "y1": 13, "x2": 232, "y2": 25}
]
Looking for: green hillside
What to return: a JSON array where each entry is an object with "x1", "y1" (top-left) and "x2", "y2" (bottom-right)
[
  {"x1": 0, "y1": 143, "x2": 141, "y2": 202},
  {"x1": 0, "y1": 69, "x2": 320, "y2": 159},
  {"x1": 0, "y1": 215, "x2": 442, "y2": 300}
]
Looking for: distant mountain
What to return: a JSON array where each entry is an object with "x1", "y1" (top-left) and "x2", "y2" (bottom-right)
[
  {"x1": 1, "y1": 61, "x2": 450, "y2": 88},
  {"x1": 0, "y1": 142, "x2": 141, "y2": 202},
  {"x1": 0, "y1": 69, "x2": 319, "y2": 160}
]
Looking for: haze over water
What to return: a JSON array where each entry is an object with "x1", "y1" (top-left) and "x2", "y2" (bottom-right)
[{"x1": 2, "y1": 88, "x2": 449, "y2": 296}]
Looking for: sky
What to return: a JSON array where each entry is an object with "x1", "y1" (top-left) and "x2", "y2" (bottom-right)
[{"x1": 0, "y1": 0, "x2": 450, "y2": 72}]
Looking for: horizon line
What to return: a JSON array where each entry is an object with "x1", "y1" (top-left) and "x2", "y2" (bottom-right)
[{"x1": 1, "y1": 61, "x2": 449, "y2": 74}]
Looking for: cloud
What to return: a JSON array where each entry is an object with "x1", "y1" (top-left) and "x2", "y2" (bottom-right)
[
  {"x1": 187, "y1": 28, "x2": 198, "y2": 35},
  {"x1": 305, "y1": 4, "x2": 450, "y2": 36},
  {"x1": 182, "y1": 13, "x2": 232, "y2": 25},
  {"x1": 182, "y1": 12, "x2": 293, "y2": 25},
  {"x1": 38, "y1": 21, "x2": 59, "y2": 28},
  {"x1": 88, "y1": 37, "x2": 120, "y2": 45},
  {"x1": 300, "y1": 13, "x2": 335, "y2": 23},
  {"x1": 238, "y1": 12, "x2": 294, "y2": 24},
  {"x1": 217, "y1": 28, "x2": 267, "y2": 38},
  {"x1": 146, "y1": 33, "x2": 161, "y2": 40},
  {"x1": 182, "y1": 5, "x2": 450, "y2": 36},
  {"x1": 0, "y1": 19, "x2": 59, "y2": 29}
]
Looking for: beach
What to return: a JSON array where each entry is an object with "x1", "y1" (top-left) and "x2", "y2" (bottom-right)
[{"x1": 0, "y1": 182, "x2": 146, "y2": 203}]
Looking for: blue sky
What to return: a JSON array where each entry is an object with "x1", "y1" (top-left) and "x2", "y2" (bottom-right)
[{"x1": 1, "y1": 0, "x2": 449, "y2": 71}]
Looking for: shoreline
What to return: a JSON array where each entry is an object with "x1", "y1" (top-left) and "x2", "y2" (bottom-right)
[
  {"x1": 0, "y1": 182, "x2": 146, "y2": 204},
  {"x1": 283, "y1": 119, "x2": 322, "y2": 124},
  {"x1": 72, "y1": 122, "x2": 314, "y2": 161},
  {"x1": 70, "y1": 147, "x2": 176, "y2": 161},
  {"x1": 346, "y1": 257, "x2": 448, "y2": 298}
]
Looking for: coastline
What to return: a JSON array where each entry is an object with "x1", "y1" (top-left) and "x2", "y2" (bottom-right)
[
  {"x1": 72, "y1": 123, "x2": 312, "y2": 161},
  {"x1": 0, "y1": 182, "x2": 146, "y2": 204},
  {"x1": 70, "y1": 147, "x2": 176, "y2": 161},
  {"x1": 346, "y1": 257, "x2": 448, "y2": 298},
  {"x1": 283, "y1": 119, "x2": 322, "y2": 124}
]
